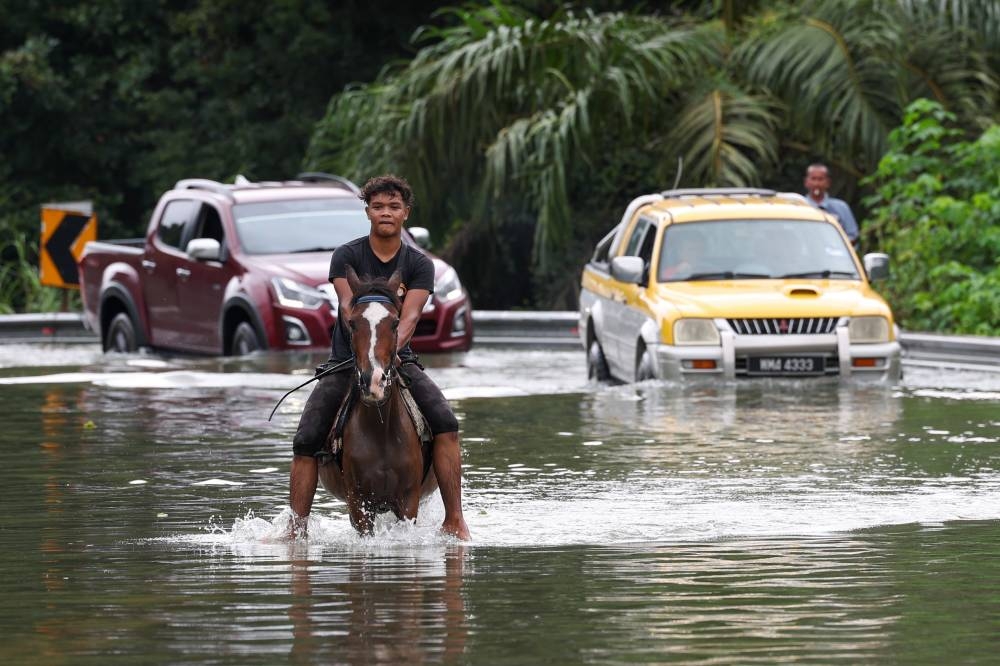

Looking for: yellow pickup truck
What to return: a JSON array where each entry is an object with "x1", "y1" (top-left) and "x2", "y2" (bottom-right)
[{"x1": 579, "y1": 188, "x2": 901, "y2": 382}]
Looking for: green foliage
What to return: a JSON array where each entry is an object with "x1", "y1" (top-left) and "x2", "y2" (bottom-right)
[
  {"x1": 308, "y1": 0, "x2": 998, "y2": 308},
  {"x1": 4, "y1": 1, "x2": 1000, "y2": 314},
  {"x1": 863, "y1": 99, "x2": 1000, "y2": 335},
  {"x1": 0, "y1": 0, "x2": 444, "y2": 312},
  {"x1": 0, "y1": 232, "x2": 80, "y2": 314}
]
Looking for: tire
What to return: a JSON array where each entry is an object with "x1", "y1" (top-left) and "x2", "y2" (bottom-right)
[
  {"x1": 635, "y1": 344, "x2": 656, "y2": 382},
  {"x1": 587, "y1": 338, "x2": 611, "y2": 382},
  {"x1": 104, "y1": 312, "x2": 138, "y2": 353},
  {"x1": 230, "y1": 321, "x2": 262, "y2": 356}
]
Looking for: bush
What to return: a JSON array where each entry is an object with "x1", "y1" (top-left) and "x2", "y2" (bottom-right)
[
  {"x1": 0, "y1": 231, "x2": 80, "y2": 314},
  {"x1": 863, "y1": 100, "x2": 1000, "y2": 335}
]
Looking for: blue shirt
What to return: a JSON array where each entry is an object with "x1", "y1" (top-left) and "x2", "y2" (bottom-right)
[{"x1": 807, "y1": 194, "x2": 858, "y2": 242}]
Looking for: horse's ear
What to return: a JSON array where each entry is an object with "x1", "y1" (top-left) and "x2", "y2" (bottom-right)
[
  {"x1": 345, "y1": 266, "x2": 361, "y2": 294},
  {"x1": 387, "y1": 270, "x2": 402, "y2": 299}
]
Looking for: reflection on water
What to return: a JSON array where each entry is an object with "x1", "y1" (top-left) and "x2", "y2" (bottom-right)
[
  {"x1": 285, "y1": 546, "x2": 468, "y2": 663},
  {"x1": 1, "y1": 346, "x2": 999, "y2": 662}
]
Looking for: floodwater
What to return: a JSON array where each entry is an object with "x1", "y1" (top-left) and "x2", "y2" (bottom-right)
[{"x1": 1, "y1": 344, "x2": 999, "y2": 664}]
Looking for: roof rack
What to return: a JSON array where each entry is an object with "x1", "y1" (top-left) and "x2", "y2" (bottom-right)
[
  {"x1": 295, "y1": 172, "x2": 362, "y2": 196},
  {"x1": 174, "y1": 179, "x2": 235, "y2": 200},
  {"x1": 775, "y1": 192, "x2": 808, "y2": 204},
  {"x1": 660, "y1": 187, "x2": 777, "y2": 198}
]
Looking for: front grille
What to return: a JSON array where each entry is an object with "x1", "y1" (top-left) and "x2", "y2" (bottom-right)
[{"x1": 728, "y1": 317, "x2": 838, "y2": 335}]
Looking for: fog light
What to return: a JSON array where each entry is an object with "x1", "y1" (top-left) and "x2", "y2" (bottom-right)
[
  {"x1": 682, "y1": 359, "x2": 717, "y2": 370},
  {"x1": 282, "y1": 316, "x2": 311, "y2": 345},
  {"x1": 451, "y1": 306, "x2": 467, "y2": 336}
]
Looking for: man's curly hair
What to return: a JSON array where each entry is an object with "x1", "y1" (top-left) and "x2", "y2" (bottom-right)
[{"x1": 359, "y1": 174, "x2": 415, "y2": 207}]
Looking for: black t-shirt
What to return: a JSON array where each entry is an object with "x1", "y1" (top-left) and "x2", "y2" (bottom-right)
[{"x1": 328, "y1": 236, "x2": 435, "y2": 362}]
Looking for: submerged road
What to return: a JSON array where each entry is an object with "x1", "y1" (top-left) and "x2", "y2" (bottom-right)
[{"x1": 1, "y1": 342, "x2": 999, "y2": 662}]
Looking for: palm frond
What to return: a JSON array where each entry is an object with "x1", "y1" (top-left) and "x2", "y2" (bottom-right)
[
  {"x1": 739, "y1": 0, "x2": 997, "y2": 170},
  {"x1": 889, "y1": 0, "x2": 1000, "y2": 52},
  {"x1": 310, "y1": 5, "x2": 724, "y2": 266},
  {"x1": 739, "y1": 1, "x2": 901, "y2": 168},
  {"x1": 666, "y1": 83, "x2": 781, "y2": 186}
]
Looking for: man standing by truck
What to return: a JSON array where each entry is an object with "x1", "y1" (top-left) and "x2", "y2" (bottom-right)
[
  {"x1": 288, "y1": 174, "x2": 470, "y2": 540},
  {"x1": 804, "y1": 163, "x2": 859, "y2": 245}
]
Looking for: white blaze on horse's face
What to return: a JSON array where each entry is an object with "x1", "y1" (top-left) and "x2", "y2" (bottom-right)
[{"x1": 362, "y1": 302, "x2": 391, "y2": 400}]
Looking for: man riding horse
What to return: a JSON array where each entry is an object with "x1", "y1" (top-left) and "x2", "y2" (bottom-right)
[{"x1": 288, "y1": 174, "x2": 470, "y2": 540}]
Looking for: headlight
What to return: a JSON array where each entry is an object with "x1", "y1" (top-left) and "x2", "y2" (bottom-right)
[
  {"x1": 848, "y1": 316, "x2": 890, "y2": 343},
  {"x1": 673, "y1": 319, "x2": 721, "y2": 346},
  {"x1": 271, "y1": 277, "x2": 327, "y2": 309},
  {"x1": 316, "y1": 283, "x2": 339, "y2": 309},
  {"x1": 435, "y1": 266, "x2": 463, "y2": 303}
]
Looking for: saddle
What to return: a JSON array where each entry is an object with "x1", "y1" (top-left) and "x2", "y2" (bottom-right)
[{"x1": 318, "y1": 368, "x2": 434, "y2": 477}]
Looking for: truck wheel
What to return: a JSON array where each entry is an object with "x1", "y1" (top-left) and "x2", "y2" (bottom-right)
[
  {"x1": 231, "y1": 322, "x2": 262, "y2": 355},
  {"x1": 105, "y1": 313, "x2": 138, "y2": 353},
  {"x1": 587, "y1": 338, "x2": 611, "y2": 382},
  {"x1": 636, "y1": 344, "x2": 656, "y2": 382}
]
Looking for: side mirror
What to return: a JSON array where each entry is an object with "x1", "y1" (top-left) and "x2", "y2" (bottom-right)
[
  {"x1": 187, "y1": 238, "x2": 222, "y2": 261},
  {"x1": 610, "y1": 256, "x2": 645, "y2": 284},
  {"x1": 863, "y1": 252, "x2": 890, "y2": 282},
  {"x1": 409, "y1": 226, "x2": 430, "y2": 249}
]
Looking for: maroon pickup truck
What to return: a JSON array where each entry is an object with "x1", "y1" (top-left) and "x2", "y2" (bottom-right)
[{"x1": 78, "y1": 175, "x2": 473, "y2": 355}]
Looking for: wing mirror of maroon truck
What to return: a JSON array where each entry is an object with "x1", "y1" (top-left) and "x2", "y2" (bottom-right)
[
  {"x1": 187, "y1": 238, "x2": 222, "y2": 261},
  {"x1": 409, "y1": 226, "x2": 430, "y2": 249}
]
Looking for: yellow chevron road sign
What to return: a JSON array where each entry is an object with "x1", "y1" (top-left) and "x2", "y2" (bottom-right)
[{"x1": 40, "y1": 201, "x2": 97, "y2": 289}]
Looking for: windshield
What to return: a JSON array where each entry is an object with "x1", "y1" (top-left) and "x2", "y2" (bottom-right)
[
  {"x1": 233, "y1": 199, "x2": 370, "y2": 254},
  {"x1": 656, "y1": 219, "x2": 859, "y2": 282}
]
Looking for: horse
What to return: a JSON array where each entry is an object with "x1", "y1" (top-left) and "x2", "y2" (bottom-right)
[{"x1": 316, "y1": 267, "x2": 438, "y2": 534}]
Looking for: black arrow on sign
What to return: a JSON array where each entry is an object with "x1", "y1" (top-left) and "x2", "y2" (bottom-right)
[{"x1": 45, "y1": 213, "x2": 90, "y2": 285}]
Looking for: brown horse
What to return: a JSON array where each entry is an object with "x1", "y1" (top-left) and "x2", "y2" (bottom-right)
[{"x1": 317, "y1": 267, "x2": 438, "y2": 534}]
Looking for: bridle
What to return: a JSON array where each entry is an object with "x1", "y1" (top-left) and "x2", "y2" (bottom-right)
[
  {"x1": 264, "y1": 292, "x2": 401, "y2": 422},
  {"x1": 351, "y1": 293, "x2": 400, "y2": 410}
]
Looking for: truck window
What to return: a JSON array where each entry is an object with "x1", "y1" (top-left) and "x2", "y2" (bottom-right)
[
  {"x1": 189, "y1": 204, "x2": 224, "y2": 245},
  {"x1": 233, "y1": 198, "x2": 370, "y2": 255},
  {"x1": 590, "y1": 227, "x2": 617, "y2": 266},
  {"x1": 637, "y1": 224, "x2": 656, "y2": 264},
  {"x1": 622, "y1": 217, "x2": 654, "y2": 257},
  {"x1": 158, "y1": 200, "x2": 198, "y2": 250}
]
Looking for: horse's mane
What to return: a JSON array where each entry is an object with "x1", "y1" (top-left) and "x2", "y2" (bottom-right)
[{"x1": 351, "y1": 274, "x2": 402, "y2": 310}]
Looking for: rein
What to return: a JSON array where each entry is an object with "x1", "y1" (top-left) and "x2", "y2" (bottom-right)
[
  {"x1": 267, "y1": 357, "x2": 354, "y2": 421},
  {"x1": 266, "y1": 293, "x2": 401, "y2": 422}
]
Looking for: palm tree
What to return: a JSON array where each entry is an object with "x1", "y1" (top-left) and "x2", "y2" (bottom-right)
[
  {"x1": 739, "y1": 1, "x2": 995, "y2": 174},
  {"x1": 306, "y1": 0, "x2": 996, "y2": 305}
]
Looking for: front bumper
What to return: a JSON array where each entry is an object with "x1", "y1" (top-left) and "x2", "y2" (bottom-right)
[
  {"x1": 651, "y1": 320, "x2": 901, "y2": 382},
  {"x1": 268, "y1": 304, "x2": 337, "y2": 350},
  {"x1": 410, "y1": 295, "x2": 473, "y2": 353},
  {"x1": 269, "y1": 294, "x2": 473, "y2": 353}
]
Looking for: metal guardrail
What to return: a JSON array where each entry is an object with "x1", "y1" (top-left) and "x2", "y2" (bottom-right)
[
  {"x1": 898, "y1": 331, "x2": 1000, "y2": 369},
  {"x1": 1, "y1": 312, "x2": 998, "y2": 370},
  {"x1": 0, "y1": 312, "x2": 97, "y2": 343},
  {"x1": 471, "y1": 310, "x2": 579, "y2": 347}
]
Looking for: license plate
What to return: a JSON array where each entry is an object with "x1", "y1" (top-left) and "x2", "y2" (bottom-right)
[{"x1": 748, "y1": 356, "x2": 825, "y2": 375}]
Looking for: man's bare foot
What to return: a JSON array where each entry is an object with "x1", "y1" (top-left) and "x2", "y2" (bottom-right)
[
  {"x1": 285, "y1": 512, "x2": 309, "y2": 540},
  {"x1": 441, "y1": 517, "x2": 470, "y2": 541}
]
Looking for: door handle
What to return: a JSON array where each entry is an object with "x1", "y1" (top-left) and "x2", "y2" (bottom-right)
[
  {"x1": 176, "y1": 267, "x2": 191, "y2": 279},
  {"x1": 141, "y1": 259, "x2": 156, "y2": 272}
]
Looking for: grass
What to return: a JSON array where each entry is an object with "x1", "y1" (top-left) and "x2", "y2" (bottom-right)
[{"x1": 0, "y1": 232, "x2": 81, "y2": 314}]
